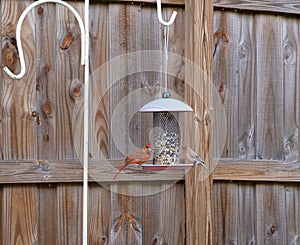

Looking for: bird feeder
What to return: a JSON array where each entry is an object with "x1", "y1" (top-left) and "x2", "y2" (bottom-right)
[{"x1": 140, "y1": 92, "x2": 193, "y2": 165}]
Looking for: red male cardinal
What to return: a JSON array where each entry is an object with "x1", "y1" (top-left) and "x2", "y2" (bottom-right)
[{"x1": 113, "y1": 144, "x2": 152, "y2": 179}]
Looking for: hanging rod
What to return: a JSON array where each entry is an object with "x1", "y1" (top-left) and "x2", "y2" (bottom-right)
[{"x1": 3, "y1": 0, "x2": 86, "y2": 79}]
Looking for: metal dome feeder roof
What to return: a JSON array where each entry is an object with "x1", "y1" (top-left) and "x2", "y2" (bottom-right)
[{"x1": 139, "y1": 93, "x2": 193, "y2": 113}]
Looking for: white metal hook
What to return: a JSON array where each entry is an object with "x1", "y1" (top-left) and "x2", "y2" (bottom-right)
[
  {"x1": 157, "y1": 0, "x2": 177, "y2": 26},
  {"x1": 3, "y1": 0, "x2": 86, "y2": 79}
]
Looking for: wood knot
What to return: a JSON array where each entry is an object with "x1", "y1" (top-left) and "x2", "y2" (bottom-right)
[
  {"x1": 284, "y1": 42, "x2": 296, "y2": 64},
  {"x1": 60, "y1": 33, "x2": 74, "y2": 50},
  {"x1": 218, "y1": 83, "x2": 224, "y2": 93},
  {"x1": 44, "y1": 65, "x2": 50, "y2": 73},
  {"x1": 31, "y1": 111, "x2": 38, "y2": 117},
  {"x1": 37, "y1": 6, "x2": 44, "y2": 15},
  {"x1": 152, "y1": 234, "x2": 168, "y2": 245},
  {"x1": 43, "y1": 102, "x2": 53, "y2": 116},
  {"x1": 100, "y1": 236, "x2": 107, "y2": 244},
  {"x1": 70, "y1": 81, "x2": 83, "y2": 102},
  {"x1": 270, "y1": 225, "x2": 276, "y2": 234}
]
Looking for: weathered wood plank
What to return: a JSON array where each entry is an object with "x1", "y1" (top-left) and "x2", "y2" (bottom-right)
[
  {"x1": 37, "y1": 184, "x2": 58, "y2": 244},
  {"x1": 256, "y1": 183, "x2": 287, "y2": 244},
  {"x1": 0, "y1": 159, "x2": 300, "y2": 183},
  {"x1": 92, "y1": 0, "x2": 184, "y2": 5},
  {"x1": 88, "y1": 184, "x2": 111, "y2": 244},
  {"x1": 2, "y1": 185, "x2": 38, "y2": 244},
  {"x1": 213, "y1": 11, "x2": 240, "y2": 157},
  {"x1": 237, "y1": 13, "x2": 256, "y2": 159},
  {"x1": 214, "y1": 0, "x2": 300, "y2": 15},
  {"x1": 55, "y1": 2, "x2": 84, "y2": 159},
  {"x1": 237, "y1": 182, "x2": 256, "y2": 244},
  {"x1": 35, "y1": 3, "x2": 58, "y2": 159},
  {"x1": 213, "y1": 181, "x2": 238, "y2": 244},
  {"x1": 283, "y1": 17, "x2": 299, "y2": 161},
  {"x1": 145, "y1": 183, "x2": 185, "y2": 244},
  {"x1": 57, "y1": 184, "x2": 83, "y2": 244},
  {"x1": 185, "y1": 0, "x2": 214, "y2": 245},
  {"x1": 213, "y1": 159, "x2": 300, "y2": 182},
  {"x1": 109, "y1": 184, "x2": 143, "y2": 245},
  {"x1": 1, "y1": 0, "x2": 37, "y2": 160},
  {"x1": 256, "y1": 14, "x2": 284, "y2": 160},
  {"x1": 88, "y1": 3, "x2": 109, "y2": 160},
  {"x1": 285, "y1": 184, "x2": 300, "y2": 244}
]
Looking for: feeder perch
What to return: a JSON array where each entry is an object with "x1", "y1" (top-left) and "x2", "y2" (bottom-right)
[{"x1": 140, "y1": 92, "x2": 193, "y2": 165}]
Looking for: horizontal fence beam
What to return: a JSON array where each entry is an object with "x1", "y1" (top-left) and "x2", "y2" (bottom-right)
[
  {"x1": 91, "y1": 0, "x2": 184, "y2": 5},
  {"x1": 91, "y1": 0, "x2": 300, "y2": 15},
  {"x1": 214, "y1": 0, "x2": 300, "y2": 15},
  {"x1": 213, "y1": 158, "x2": 300, "y2": 182},
  {"x1": 0, "y1": 159, "x2": 299, "y2": 183}
]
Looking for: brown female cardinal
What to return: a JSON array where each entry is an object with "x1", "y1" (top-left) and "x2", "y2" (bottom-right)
[{"x1": 113, "y1": 144, "x2": 152, "y2": 179}]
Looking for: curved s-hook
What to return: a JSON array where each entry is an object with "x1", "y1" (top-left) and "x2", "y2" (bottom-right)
[
  {"x1": 157, "y1": 0, "x2": 177, "y2": 26},
  {"x1": 3, "y1": 0, "x2": 86, "y2": 79}
]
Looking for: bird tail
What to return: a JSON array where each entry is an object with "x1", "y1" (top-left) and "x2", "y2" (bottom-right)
[
  {"x1": 194, "y1": 160, "x2": 210, "y2": 172},
  {"x1": 113, "y1": 161, "x2": 130, "y2": 179}
]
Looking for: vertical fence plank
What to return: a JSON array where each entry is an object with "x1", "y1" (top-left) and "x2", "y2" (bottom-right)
[
  {"x1": 185, "y1": 0, "x2": 214, "y2": 244},
  {"x1": 1, "y1": 1, "x2": 38, "y2": 244},
  {"x1": 213, "y1": 11, "x2": 240, "y2": 158},
  {"x1": 2, "y1": 185, "x2": 38, "y2": 245},
  {"x1": 237, "y1": 182, "x2": 256, "y2": 244},
  {"x1": 282, "y1": 18, "x2": 299, "y2": 161},
  {"x1": 57, "y1": 184, "x2": 83, "y2": 244},
  {"x1": 285, "y1": 184, "x2": 299, "y2": 245},
  {"x1": 256, "y1": 183, "x2": 287, "y2": 244},
  {"x1": 55, "y1": 2, "x2": 84, "y2": 159},
  {"x1": 256, "y1": 15, "x2": 284, "y2": 160},
  {"x1": 89, "y1": 3, "x2": 109, "y2": 160},
  {"x1": 238, "y1": 14, "x2": 256, "y2": 159},
  {"x1": 35, "y1": 3, "x2": 58, "y2": 159},
  {"x1": 110, "y1": 184, "x2": 143, "y2": 245},
  {"x1": 88, "y1": 184, "x2": 111, "y2": 244},
  {"x1": 37, "y1": 184, "x2": 58, "y2": 244},
  {"x1": 213, "y1": 181, "x2": 238, "y2": 244},
  {"x1": 1, "y1": 0, "x2": 37, "y2": 160},
  {"x1": 142, "y1": 183, "x2": 185, "y2": 244}
]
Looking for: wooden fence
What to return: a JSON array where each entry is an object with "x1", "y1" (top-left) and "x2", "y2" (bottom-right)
[{"x1": 1, "y1": 0, "x2": 300, "y2": 244}]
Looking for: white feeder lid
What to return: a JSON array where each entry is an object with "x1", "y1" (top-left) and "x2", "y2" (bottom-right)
[{"x1": 139, "y1": 97, "x2": 193, "y2": 112}]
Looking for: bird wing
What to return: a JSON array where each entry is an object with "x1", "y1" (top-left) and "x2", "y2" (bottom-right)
[
  {"x1": 113, "y1": 149, "x2": 151, "y2": 179},
  {"x1": 125, "y1": 149, "x2": 149, "y2": 164},
  {"x1": 189, "y1": 149, "x2": 202, "y2": 162}
]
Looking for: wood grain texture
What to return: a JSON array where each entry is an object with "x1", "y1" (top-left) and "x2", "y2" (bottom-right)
[
  {"x1": 213, "y1": 11, "x2": 240, "y2": 157},
  {"x1": 0, "y1": 158, "x2": 300, "y2": 183},
  {"x1": 256, "y1": 14, "x2": 284, "y2": 160},
  {"x1": 2, "y1": 185, "x2": 38, "y2": 244},
  {"x1": 237, "y1": 14, "x2": 256, "y2": 159},
  {"x1": 37, "y1": 184, "x2": 58, "y2": 244},
  {"x1": 88, "y1": 184, "x2": 111, "y2": 244},
  {"x1": 1, "y1": 0, "x2": 37, "y2": 160},
  {"x1": 256, "y1": 183, "x2": 287, "y2": 244},
  {"x1": 213, "y1": 158, "x2": 300, "y2": 182},
  {"x1": 57, "y1": 184, "x2": 83, "y2": 244},
  {"x1": 55, "y1": 2, "x2": 84, "y2": 159},
  {"x1": 35, "y1": 3, "x2": 58, "y2": 159},
  {"x1": 213, "y1": 181, "x2": 238, "y2": 244},
  {"x1": 144, "y1": 183, "x2": 185, "y2": 244},
  {"x1": 185, "y1": 0, "x2": 214, "y2": 244},
  {"x1": 237, "y1": 182, "x2": 256, "y2": 244},
  {"x1": 283, "y1": 17, "x2": 299, "y2": 161},
  {"x1": 285, "y1": 184, "x2": 300, "y2": 245},
  {"x1": 92, "y1": 0, "x2": 184, "y2": 5},
  {"x1": 214, "y1": 0, "x2": 300, "y2": 15},
  {"x1": 89, "y1": 3, "x2": 109, "y2": 160}
]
